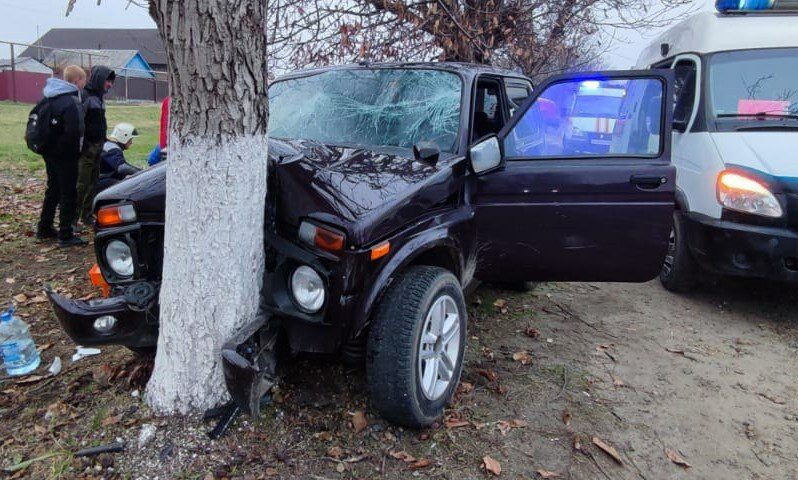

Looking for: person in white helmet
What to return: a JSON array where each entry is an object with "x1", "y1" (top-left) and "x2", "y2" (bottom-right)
[{"x1": 97, "y1": 123, "x2": 142, "y2": 192}]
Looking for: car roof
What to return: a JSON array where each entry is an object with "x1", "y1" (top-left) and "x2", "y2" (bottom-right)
[
  {"x1": 636, "y1": 11, "x2": 798, "y2": 67},
  {"x1": 274, "y1": 61, "x2": 531, "y2": 83}
]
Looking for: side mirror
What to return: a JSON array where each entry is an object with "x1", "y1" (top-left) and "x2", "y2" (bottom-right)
[
  {"x1": 672, "y1": 118, "x2": 688, "y2": 133},
  {"x1": 469, "y1": 135, "x2": 502, "y2": 175},
  {"x1": 413, "y1": 142, "x2": 440, "y2": 166}
]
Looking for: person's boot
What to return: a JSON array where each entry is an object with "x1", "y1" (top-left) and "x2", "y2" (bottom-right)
[
  {"x1": 58, "y1": 236, "x2": 87, "y2": 248},
  {"x1": 36, "y1": 227, "x2": 58, "y2": 240}
]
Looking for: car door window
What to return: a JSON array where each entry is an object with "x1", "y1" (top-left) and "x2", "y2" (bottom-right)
[
  {"x1": 672, "y1": 59, "x2": 697, "y2": 127},
  {"x1": 472, "y1": 79, "x2": 506, "y2": 142},
  {"x1": 504, "y1": 78, "x2": 665, "y2": 158},
  {"x1": 505, "y1": 81, "x2": 533, "y2": 116}
]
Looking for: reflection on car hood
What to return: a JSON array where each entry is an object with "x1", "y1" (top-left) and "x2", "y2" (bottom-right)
[
  {"x1": 269, "y1": 138, "x2": 461, "y2": 246},
  {"x1": 95, "y1": 138, "x2": 462, "y2": 246},
  {"x1": 711, "y1": 131, "x2": 798, "y2": 177}
]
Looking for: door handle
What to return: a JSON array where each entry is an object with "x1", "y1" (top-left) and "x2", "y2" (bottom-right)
[{"x1": 630, "y1": 175, "x2": 667, "y2": 189}]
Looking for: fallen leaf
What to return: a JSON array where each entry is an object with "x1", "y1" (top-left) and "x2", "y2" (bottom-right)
[
  {"x1": 14, "y1": 375, "x2": 45, "y2": 385},
  {"x1": 335, "y1": 462, "x2": 345, "y2": 473},
  {"x1": 351, "y1": 411, "x2": 368, "y2": 433},
  {"x1": 101, "y1": 415, "x2": 122, "y2": 427},
  {"x1": 37, "y1": 343, "x2": 53, "y2": 353},
  {"x1": 389, "y1": 451, "x2": 416, "y2": 463},
  {"x1": 29, "y1": 295, "x2": 47, "y2": 304},
  {"x1": 482, "y1": 346, "x2": 495, "y2": 360},
  {"x1": 562, "y1": 408, "x2": 571, "y2": 426},
  {"x1": 5, "y1": 278, "x2": 15, "y2": 284},
  {"x1": 327, "y1": 446, "x2": 343, "y2": 459},
  {"x1": 313, "y1": 431, "x2": 332, "y2": 441},
  {"x1": 264, "y1": 467, "x2": 279, "y2": 476},
  {"x1": 665, "y1": 448, "x2": 692, "y2": 468},
  {"x1": 444, "y1": 418, "x2": 470, "y2": 429},
  {"x1": 12, "y1": 293, "x2": 27, "y2": 303},
  {"x1": 524, "y1": 326, "x2": 540, "y2": 338},
  {"x1": 476, "y1": 369, "x2": 498, "y2": 382},
  {"x1": 592, "y1": 437, "x2": 622, "y2": 465},
  {"x1": 496, "y1": 420, "x2": 511, "y2": 436},
  {"x1": 511, "y1": 419, "x2": 528, "y2": 428},
  {"x1": 493, "y1": 298, "x2": 507, "y2": 309},
  {"x1": 759, "y1": 393, "x2": 786, "y2": 405},
  {"x1": 483, "y1": 455, "x2": 502, "y2": 476},
  {"x1": 612, "y1": 376, "x2": 624, "y2": 388},
  {"x1": 34, "y1": 424, "x2": 47, "y2": 435},
  {"x1": 512, "y1": 350, "x2": 532, "y2": 365},
  {"x1": 457, "y1": 381, "x2": 474, "y2": 395},
  {"x1": 537, "y1": 470, "x2": 560, "y2": 478},
  {"x1": 409, "y1": 458, "x2": 433, "y2": 469}
]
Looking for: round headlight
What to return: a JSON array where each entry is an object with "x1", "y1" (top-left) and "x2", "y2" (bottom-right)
[
  {"x1": 290, "y1": 266, "x2": 325, "y2": 313},
  {"x1": 105, "y1": 240, "x2": 134, "y2": 277}
]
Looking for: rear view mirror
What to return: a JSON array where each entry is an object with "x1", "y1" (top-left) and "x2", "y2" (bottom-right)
[{"x1": 469, "y1": 135, "x2": 502, "y2": 175}]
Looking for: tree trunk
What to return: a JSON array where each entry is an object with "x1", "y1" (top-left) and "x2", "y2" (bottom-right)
[{"x1": 145, "y1": 0, "x2": 270, "y2": 414}]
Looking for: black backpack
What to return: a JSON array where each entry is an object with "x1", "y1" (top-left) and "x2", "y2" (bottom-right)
[{"x1": 25, "y1": 98, "x2": 58, "y2": 155}]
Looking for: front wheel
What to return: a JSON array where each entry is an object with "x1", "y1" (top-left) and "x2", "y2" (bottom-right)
[
  {"x1": 659, "y1": 211, "x2": 697, "y2": 292},
  {"x1": 367, "y1": 266, "x2": 466, "y2": 427}
]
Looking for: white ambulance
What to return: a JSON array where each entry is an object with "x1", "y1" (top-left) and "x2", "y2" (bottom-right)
[{"x1": 636, "y1": 1, "x2": 798, "y2": 291}]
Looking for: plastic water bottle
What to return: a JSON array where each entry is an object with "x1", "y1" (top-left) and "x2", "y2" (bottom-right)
[{"x1": 0, "y1": 305, "x2": 41, "y2": 376}]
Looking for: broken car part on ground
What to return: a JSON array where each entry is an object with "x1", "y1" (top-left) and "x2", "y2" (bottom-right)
[{"x1": 47, "y1": 62, "x2": 676, "y2": 427}]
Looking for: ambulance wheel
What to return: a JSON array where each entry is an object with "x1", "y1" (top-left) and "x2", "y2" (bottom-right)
[
  {"x1": 367, "y1": 266, "x2": 466, "y2": 428},
  {"x1": 660, "y1": 211, "x2": 697, "y2": 293}
]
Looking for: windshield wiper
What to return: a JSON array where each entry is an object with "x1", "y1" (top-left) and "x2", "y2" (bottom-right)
[{"x1": 718, "y1": 111, "x2": 798, "y2": 119}]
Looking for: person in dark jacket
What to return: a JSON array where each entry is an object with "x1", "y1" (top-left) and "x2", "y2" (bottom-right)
[
  {"x1": 75, "y1": 65, "x2": 115, "y2": 224},
  {"x1": 36, "y1": 65, "x2": 88, "y2": 247},
  {"x1": 97, "y1": 123, "x2": 141, "y2": 192}
]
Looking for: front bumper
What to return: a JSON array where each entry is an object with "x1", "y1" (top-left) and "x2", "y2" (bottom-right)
[
  {"x1": 45, "y1": 283, "x2": 159, "y2": 348},
  {"x1": 684, "y1": 212, "x2": 798, "y2": 282}
]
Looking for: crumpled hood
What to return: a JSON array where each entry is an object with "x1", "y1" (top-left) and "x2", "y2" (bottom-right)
[
  {"x1": 269, "y1": 138, "x2": 461, "y2": 246},
  {"x1": 93, "y1": 139, "x2": 462, "y2": 244},
  {"x1": 711, "y1": 131, "x2": 798, "y2": 177},
  {"x1": 42, "y1": 78, "x2": 78, "y2": 98}
]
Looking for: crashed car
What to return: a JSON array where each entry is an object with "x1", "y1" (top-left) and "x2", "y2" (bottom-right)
[{"x1": 48, "y1": 63, "x2": 675, "y2": 427}]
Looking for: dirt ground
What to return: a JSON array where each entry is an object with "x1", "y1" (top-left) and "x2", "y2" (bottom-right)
[{"x1": 2, "y1": 172, "x2": 798, "y2": 479}]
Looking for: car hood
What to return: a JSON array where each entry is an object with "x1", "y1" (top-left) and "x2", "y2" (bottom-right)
[
  {"x1": 95, "y1": 138, "x2": 461, "y2": 245},
  {"x1": 269, "y1": 138, "x2": 461, "y2": 246},
  {"x1": 710, "y1": 131, "x2": 798, "y2": 177}
]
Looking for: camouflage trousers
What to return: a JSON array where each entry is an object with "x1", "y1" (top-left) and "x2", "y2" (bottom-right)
[{"x1": 75, "y1": 141, "x2": 103, "y2": 223}]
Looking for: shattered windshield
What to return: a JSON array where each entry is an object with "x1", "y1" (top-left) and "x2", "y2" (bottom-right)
[{"x1": 268, "y1": 69, "x2": 462, "y2": 153}]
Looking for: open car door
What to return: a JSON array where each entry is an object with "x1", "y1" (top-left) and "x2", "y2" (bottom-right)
[{"x1": 471, "y1": 70, "x2": 675, "y2": 282}]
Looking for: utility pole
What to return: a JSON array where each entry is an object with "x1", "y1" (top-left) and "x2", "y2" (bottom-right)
[{"x1": 9, "y1": 43, "x2": 16, "y2": 103}]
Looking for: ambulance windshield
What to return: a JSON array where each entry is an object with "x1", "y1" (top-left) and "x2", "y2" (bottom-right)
[{"x1": 709, "y1": 48, "x2": 798, "y2": 119}]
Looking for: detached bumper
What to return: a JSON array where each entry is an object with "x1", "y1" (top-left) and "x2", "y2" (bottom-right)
[
  {"x1": 46, "y1": 284, "x2": 159, "y2": 348},
  {"x1": 685, "y1": 212, "x2": 798, "y2": 282}
]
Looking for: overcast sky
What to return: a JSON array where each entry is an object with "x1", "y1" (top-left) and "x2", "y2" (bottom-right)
[{"x1": 0, "y1": 0, "x2": 714, "y2": 69}]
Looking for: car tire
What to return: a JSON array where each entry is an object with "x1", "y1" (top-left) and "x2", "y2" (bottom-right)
[
  {"x1": 659, "y1": 211, "x2": 697, "y2": 293},
  {"x1": 367, "y1": 266, "x2": 466, "y2": 428}
]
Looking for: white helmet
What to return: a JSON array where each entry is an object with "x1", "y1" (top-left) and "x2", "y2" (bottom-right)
[{"x1": 108, "y1": 123, "x2": 139, "y2": 144}]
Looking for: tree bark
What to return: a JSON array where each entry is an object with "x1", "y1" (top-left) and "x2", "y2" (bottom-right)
[{"x1": 145, "y1": 0, "x2": 270, "y2": 414}]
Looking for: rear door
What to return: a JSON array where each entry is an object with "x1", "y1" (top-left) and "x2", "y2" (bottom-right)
[{"x1": 473, "y1": 70, "x2": 675, "y2": 282}]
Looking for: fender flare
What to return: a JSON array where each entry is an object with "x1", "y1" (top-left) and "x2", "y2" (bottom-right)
[{"x1": 351, "y1": 228, "x2": 463, "y2": 338}]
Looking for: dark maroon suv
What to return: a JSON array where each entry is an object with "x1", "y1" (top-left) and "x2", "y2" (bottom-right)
[{"x1": 48, "y1": 63, "x2": 675, "y2": 427}]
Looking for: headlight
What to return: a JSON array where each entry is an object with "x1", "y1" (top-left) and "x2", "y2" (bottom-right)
[
  {"x1": 290, "y1": 265, "x2": 325, "y2": 313},
  {"x1": 717, "y1": 171, "x2": 783, "y2": 218},
  {"x1": 105, "y1": 240, "x2": 134, "y2": 277}
]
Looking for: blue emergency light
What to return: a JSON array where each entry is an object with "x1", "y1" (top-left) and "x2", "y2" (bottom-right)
[{"x1": 716, "y1": 0, "x2": 798, "y2": 11}]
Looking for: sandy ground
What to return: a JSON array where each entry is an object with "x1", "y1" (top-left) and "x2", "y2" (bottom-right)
[{"x1": 3, "y1": 174, "x2": 798, "y2": 479}]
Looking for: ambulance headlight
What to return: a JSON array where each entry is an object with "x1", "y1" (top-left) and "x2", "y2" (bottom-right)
[{"x1": 717, "y1": 171, "x2": 783, "y2": 218}]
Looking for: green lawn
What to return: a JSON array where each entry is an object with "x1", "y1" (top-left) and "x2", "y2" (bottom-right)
[{"x1": 0, "y1": 101, "x2": 160, "y2": 176}]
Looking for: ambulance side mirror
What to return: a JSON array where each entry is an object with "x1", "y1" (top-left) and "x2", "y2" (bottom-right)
[{"x1": 672, "y1": 118, "x2": 688, "y2": 133}]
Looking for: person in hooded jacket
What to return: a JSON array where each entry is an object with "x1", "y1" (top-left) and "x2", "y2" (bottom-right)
[
  {"x1": 36, "y1": 65, "x2": 88, "y2": 247},
  {"x1": 97, "y1": 123, "x2": 142, "y2": 192},
  {"x1": 75, "y1": 65, "x2": 115, "y2": 225}
]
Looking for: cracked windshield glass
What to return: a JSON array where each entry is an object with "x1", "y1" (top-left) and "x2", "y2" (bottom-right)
[{"x1": 268, "y1": 68, "x2": 462, "y2": 152}]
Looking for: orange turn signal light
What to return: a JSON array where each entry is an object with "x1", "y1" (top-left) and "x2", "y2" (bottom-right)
[
  {"x1": 299, "y1": 221, "x2": 345, "y2": 252},
  {"x1": 89, "y1": 263, "x2": 110, "y2": 297},
  {"x1": 97, "y1": 204, "x2": 137, "y2": 227},
  {"x1": 370, "y1": 241, "x2": 390, "y2": 261}
]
